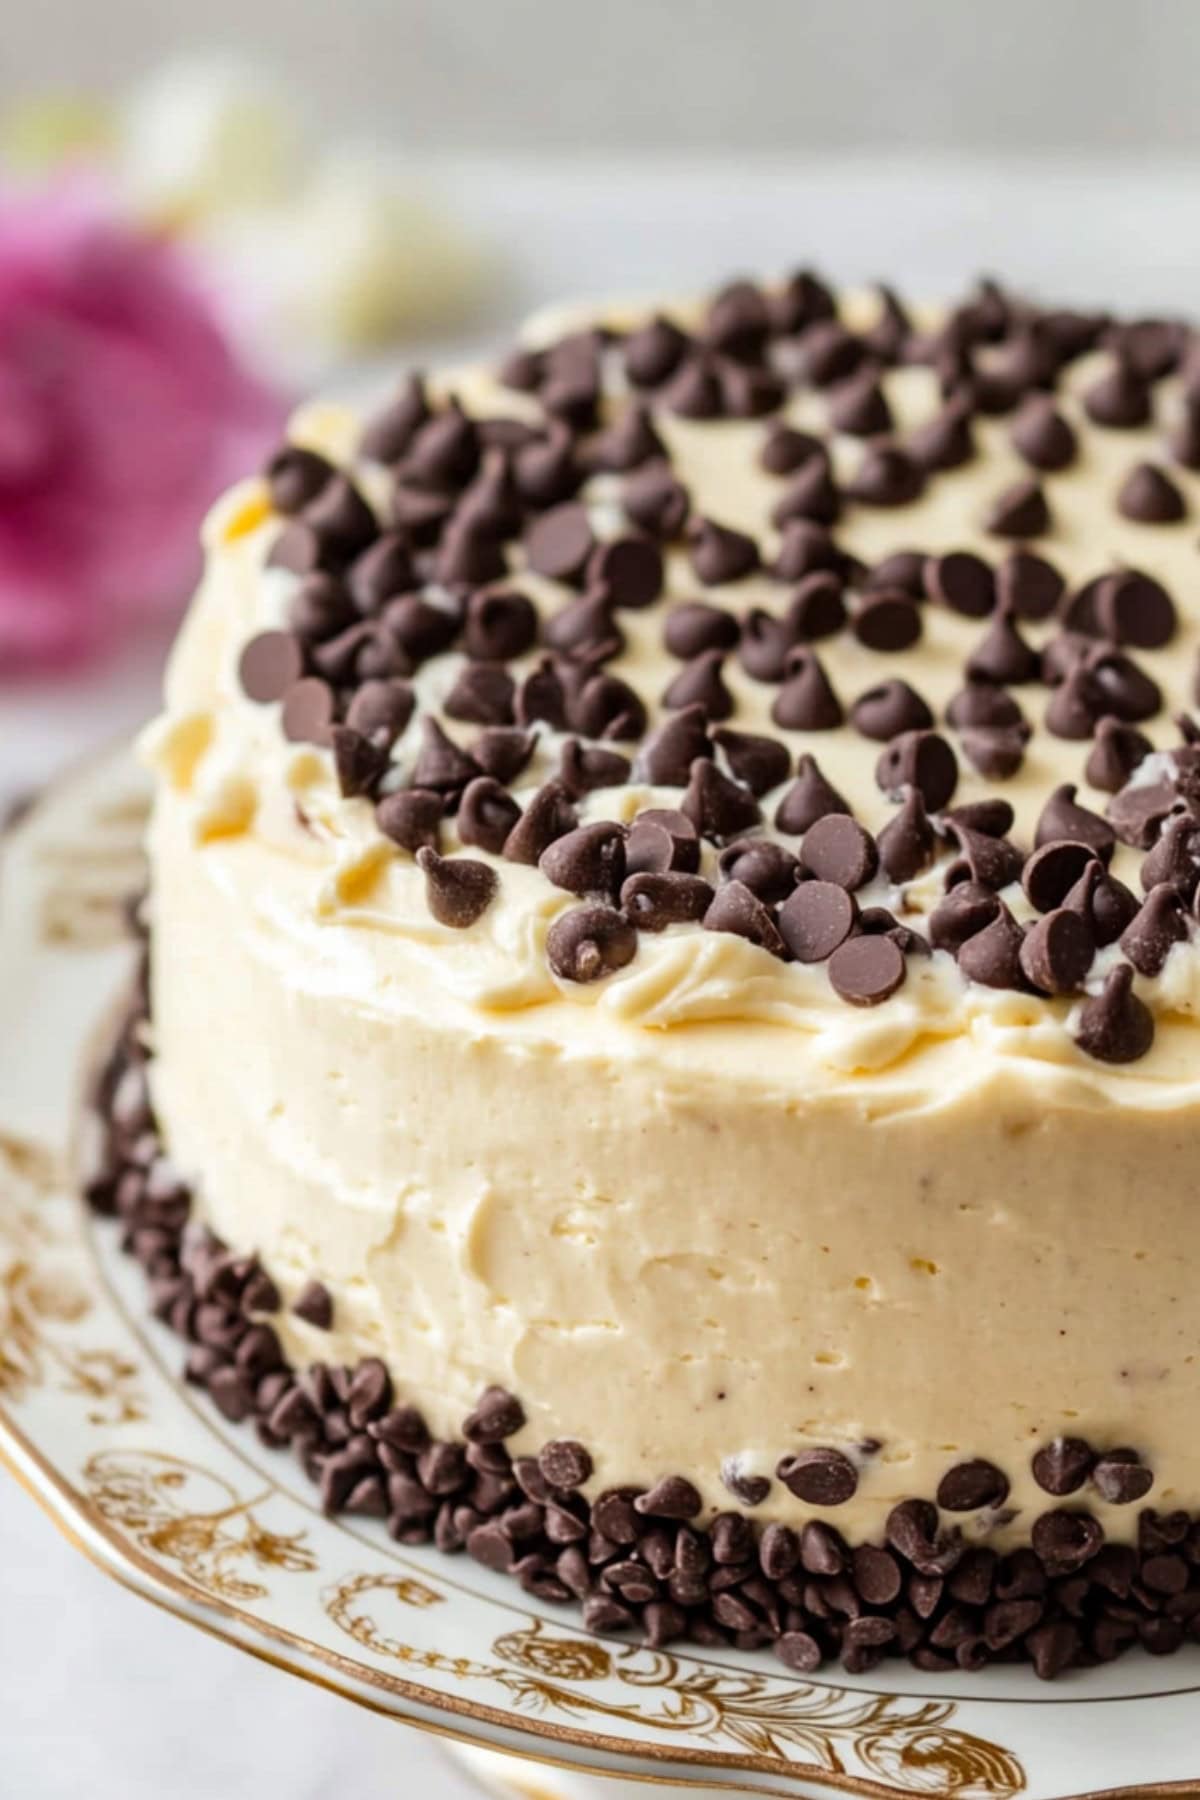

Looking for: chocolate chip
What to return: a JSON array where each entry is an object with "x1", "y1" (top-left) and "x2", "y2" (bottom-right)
[
  {"x1": 777, "y1": 1447, "x2": 858, "y2": 1505},
  {"x1": 1033, "y1": 785, "x2": 1114, "y2": 864},
  {"x1": 454, "y1": 449, "x2": 522, "y2": 540},
  {"x1": 503, "y1": 781, "x2": 578, "y2": 865},
  {"x1": 416, "y1": 847, "x2": 498, "y2": 928},
  {"x1": 381, "y1": 593, "x2": 460, "y2": 663},
  {"x1": 778, "y1": 881, "x2": 857, "y2": 962},
  {"x1": 801, "y1": 814, "x2": 879, "y2": 891},
  {"x1": 390, "y1": 484, "x2": 454, "y2": 546},
  {"x1": 829, "y1": 372, "x2": 892, "y2": 436},
  {"x1": 1044, "y1": 667, "x2": 1106, "y2": 741},
  {"x1": 411, "y1": 718, "x2": 481, "y2": 796},
  {"x1": 1096, "y1": 569, "x2": 1177, "y2": 649},
  {"x1": 304, "y1": 474, "x2": 379, "y2": 562},
  {"x1": 1023, "y1": 841, "x2": 1099, "y2": 913},
  {"x1": 771, "y1": 459, "x2": 841, "y2": 527},
  {"x1": 239, "y1": 631, "x2": 305, "y2": 704},
  {"x1": 846, "y1": 443, "x2": 924, "y2": 507},
  {"x1": 281, "y1": 676, "x2": 336, "y2": 746},
  {"x1": 587, "y1": 535, "x2": 664, "y2": 609},
  {"x1": 662, "y1": 650, "x2": 734, "y2": 721},
  {"x1": 360, "y1": 375, "x2": 430, "y2": 462},
  {"x1": 875, "y1": 730, "x2": 958, "y2": 812},
  {"x1": 634, "y1": 1475, "x2": 703, "y2": 1520},
  {"x1": 1087, "y1": 720, "x2": 1153, "y2": 799},
  {"x1": 570, "y1": 671, "x2": 647, "y2": 742},
  {"x1": 331, "y1": 726, "x2": 389, "y2": 799},
  {"x1": 445, "y1": 662, "x2": 515, "y2": 727},
  {"x1": 540, "y1": 821, "x2": 626, "y2": 901},
  {"x1": 775, "y1": 1633, "x2": 822, "y2": 1673},
  {"x1": 774, "y1": 754, "x2": 851, "y2": 835},
  {"x1": 851, "y1": 679, "x2": 934, "y2": 741},
  {"x1": 637, "y1": 705, "x2": 713, "y2": 787},
  {"x1": 624, "y1": 809, "x2": 700, "y2": 879},
  {"x1": 688, "y1": 517, "x2": 760, "y2": 585},
  {"x1": 538, "y1": 1440, "x2": 593, "y2": 1490},
  {"x1": 760, "y1": 424, "x2": 826, "y2": 475},
  {"x1": 786, "y1": 571, "x2": 848, "y2": 642},
  {"x1": 956, "y1": 906, "x2": 1027, "y2": 990},
  {"x1": 1092, "y1": 1451, "x2": 1155, "y2": 1504},
  {"x1": 853, "y1": 591, "x2": 922, "y2": 653},
  {"x1": 717, "y1": 357, "x2": 785, "y2": 418},
  {"x1": 457, "y1": 777, "x2": 522, "y2": 855},
  {"x1": 853, "y1": 1544, "x2": 902, "y2": 1606},
  {"x1": 1084, "y1": 361, "x2": 1152, "y2": 428},
  {"x1": 1019, "y1": 908, "x2": 1094, "y2": 995},
  {"x1": 623, "y1": 315, "x2": 689, "y2": 386},
  {"x1": 683, "y1": 759, "x2": 759, "y2": 842},
  {"x1": 929, "y1": 884, "x2": 1003, "y2": 954},
  {"x1": 621, "y1": 870, "x2": 713, "y2": 931},
  {"x1": 463, "y1": 589, "x2": 538, "y2": 662},
  {"x1": 1075, "y1": 965, "x2": 1156, "y2": 1064},
  {"x1": 709, "y1": 727, "x2": 789, "y2": 798},
  {"x1": 267, "y1": 520, "x2": 327, "y2": 575},
  {"x1": 907, "y1": 399, "x2": 975, "y2": 472},
  {"x1": 1010, "y1": 396, "x2": 1077, "y2": 471},
  {"x1": 664, "y1": 601, "x2": 740, "y2": 659},
  {"x1": 557, "y1": 739, "x2": 631, "y2": 797},
  {"x1": 877, "y1": 790, "x2": 935, "y2": 882},
  {"x1": 662, "y1": 354, "x2": 722, "y2": 418},
  {"x1": 1117, "y1": 461, "x2": 1187, "y2": 524},
  {"x1": 265, "y1": 444, "x2": 335, "y2": 514},
  {"x1": 288, "y1": 572, "x2": 355, "y2": 642},
  {"x1": 797, "y1": 319, "x2": 864, "y2": 386},
  {"x1": 1062, "y1": 861, "x2": 1138, "y2": 947},
  {"x1": 471, "y1": 727, "x2": 535, "y2": 785},
  {"x1": 925, "y1": 551, "x2": 995, "y2": 618},
  {"x1": 995, "y1": 548, "x2": 1064, "y2": 621},
  {"x1": 828, "y1": 934, "x2": 906, "y2": 1006},
  {"x1": 985, "y1": 477, "x2": 1051, "y2": 538},
  {"x1": 960, "y1": 726, "x2": 1029, "y2": 780},
  {"x1": 944, "y1": 822, "x2": 1024, "y2": 892},
  {"x1": 543, "y1": 590, "x2": 622, "y2": 661},
  {"x1": 376, "y1": 788, "x2": 443, "y2": 852},
  {"x1": 546, "y1": 904, "x2": 637, "y2": 983},
  {"x1": 513, "y1": 426, "x2": 581, "y2": 509},
  {"x1": 937, "y1": 1460, "x2": 1010, "y2": 1512},
  {"x1": 525, "y1": 503, "x2": 595, "y2": 581},
  {"x1": 703, "y1": 881, "x2": 786, "y2": 956},
  {"x1": 771, "y1": 649, "x2": 843, "y2": 731},
  {"x1": 293, "y1": 1280, "x2": 334, "y2": 1329},
  {"x1": 966, "y1": 607, "x2": 1040, "y2": 687},
  {"x1": 738, "y1": 609, "x2": 797, "y2": 684},
  {"x1": 463, "y1": 1385, "x2": 526, "y2": 1443},
  {"x1": 1121, "y1": 883, "x2": 1189, "y2": 976},
  {"x1": 585, "y1": 403, "x2": 665, "y2": 473},
  {"x1": 1141, "y1": 814, "x2": 1200, "y2": 897},
  {"x1": 1032, "y1": 1437, "x2": 1094, "y2": 1497},
  {"x1": 623, "y1": 463, "x2": 690, "y2": 539},
  {"x1": 721, "y1": 1458, "x2": 771, "y2": 1508}
]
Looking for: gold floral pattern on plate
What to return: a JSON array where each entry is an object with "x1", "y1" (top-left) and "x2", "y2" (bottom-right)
[{"x1": 0, "y1": 747, "x2": 1198, "y2": 1800}]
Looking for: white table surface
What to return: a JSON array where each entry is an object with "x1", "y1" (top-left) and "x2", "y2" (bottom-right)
[{"x1": 4, "y1": 151, "x2": 1199, "y2": 1795}]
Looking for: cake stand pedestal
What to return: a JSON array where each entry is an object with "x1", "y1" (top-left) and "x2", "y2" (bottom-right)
[{"x1": 1, "y1": 747, "x2": 1198, "y2": 1800}]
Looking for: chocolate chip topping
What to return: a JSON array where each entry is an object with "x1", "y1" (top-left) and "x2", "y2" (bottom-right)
[
  {"x1": 1075, "y1": 965, "x2": 1156, "y2": 1064},
  {"x1": 875, "y1": 730, "x2": 958, "y2": 812},
  {"x1": 546, "y1": 905, "x2": 638, "y2": 983},
  {"x1": 1019, "y1": 908, "x2": 1095, "y2": 996},
  {"x1": 711, "y1": 727, "x2": 791, "y2": 797},
  {"x1": 937, "y1": 1460, "x2": 1011, "y2": 1512},
  {"x1": 827, "y1": 933, "x2": 906, "y2": 1006},
  {"x1": 540, "y1": 822, "x2": 627, "y2": 902},
  {"x1": 416, "y1": 847, "x2": 498, "y2": 928},
  {"x1": 956, "y1": 906, "x2": 1027, "y2": 990},
  {"x1": 925, "y1": 551, "x2": 995, "y2": 618},
  {"x1": 688, "y1": 517, "x2": 761, "y2": 585},
  {"x1": 778, "y1": 882, "x2": 857, "y2": 963},
  {"x1": 503, "y1": 781, "x2": 578, "y2": 865},
  {"x1": 525, "y1": 503, "x2": 594, "y2": 581},
  {"x1": 239, "y1": 631, "x2": 305, "y2": 704},
  {"x1": 1010, "y1": 396, "x2": 1077, "y2": 471},
  {"x1": 800, "y1": 814, "x2": 879, "y2": 891},
  {"x1": 877, "y1": 790, "x2": 935, "y2": 882},
  {"x1": 774, "y1": 754, "x2": 850, "y2": 836},
  {"x1": 1084, "y1": 360, "x2": 1152, "y2": 428},
  {"x1": 1121, "y1": 883, "x2": 1189, "y2": 977},
  {"x1": 776, "y1": 1448, "x2": 859, "y2": 1506},
  {"x1": 1117, "y1": 461, "x2": 1187, "y2": 524},
  {"x1": 985, "y1": 476, "x2": 1051, "y2": 539},
  {"x1": 996, "y1": 548, "x2": 1064, "y2": 621},
  {"x1": 621, "y1": 870, "x2": 713, "y2": 931},
  {"x1": 771, "y1": 650, "x2": 843, "y2": 731},
  {"x1": 851, "y1": 679, "x2": 934, "y2": 741},
  {"x1": 703, "y1": 881, "x2": 786, "y2": 957},
  {"x1": 457, "y1": 778, "x2": 522, "y2": 855},
  {"x1": 293, "y1": 1279, "x2": 334, "y2": 1329},
  {"x1": 663, "y1": 601, "x2": 741, "y2": 660}
]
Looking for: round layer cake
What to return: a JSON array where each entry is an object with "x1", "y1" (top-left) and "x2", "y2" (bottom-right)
[{"x1": 122, "y1": 271, "x2": 1200, "y2": 1676}]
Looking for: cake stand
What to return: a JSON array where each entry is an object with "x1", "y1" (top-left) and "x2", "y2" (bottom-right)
[{"x1": 2, "y1": 746, "x2": 1198, "y2": 1800}]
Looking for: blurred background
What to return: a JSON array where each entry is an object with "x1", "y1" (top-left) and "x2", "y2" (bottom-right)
[{"x1": 3, "y1": 3, "x2": 1200, "y2": 1793}]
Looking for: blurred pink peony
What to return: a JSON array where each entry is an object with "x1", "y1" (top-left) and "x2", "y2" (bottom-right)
[{"x1": 0, "y1": 178, "x2": 286, "y2": 671}]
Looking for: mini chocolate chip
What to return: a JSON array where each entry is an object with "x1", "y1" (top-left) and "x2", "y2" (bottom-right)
[
  {"x1": 801, "y1": 814, "x2": 879, "y2": 891},
  {"x1": 416, "y1": 847, "x2": 498, "y2": 928},
  {"x1": 464, "y1": 589, "x2": 539, "y2": 661},
  {"x1": 281, "y1": 677, "x2": 336, "y2": 746},
  {"x1": 1091, "y1": 1452, "x2": 1155, "y2": 1504},
  {"x1": 662, "y1": 353, "x2": 724, "y2": 418},
  {"x1": 621, "y1": 870, "x2": 713, "y2": 931},
  {"x1": 829, "y1": 371, "x2": 892, "y2": 436},
  {"x1": 875, "y1": 730, "x2": 958, "y2": 812},
  {"x1": 771, "y1": 459, "x2": 841, "y2": 527},
  {"x1": 703, "y1": 880, "x2": 786, "y2": 957},
  {"x1": 1084, "y1": 361, "x2": 1152, "y2": 428},
  {"x1": 1075, "y1": 965, "x2": 1156, "y2": 1064},
  {"x1": 851, "y1": 679, "x2": 934, "y2": 741},
  {"x1": 525, "y1": 503, "x2": 594, "y2": 581},
  {"x1": 457, "y1": 777, "x2": 522, "y2": 855},
  {"x1": 985, "y1": 476, "x2": 1051, "y2": 538},
  {"x1": 774, "y1": 754, "x2": 851, "y2": 836},
  {"x1": 719, "y1": 838, "x2": 800, "y2": 904},
  {"x1": 776, "y1": 1447, "x2": 858, "y2": 1506},
  {"x1": 925, "y1": 550, "x2": 995, "y2": 618},
  {"x1": 503, "y1": 781, "x2": 578, "y2": 865},
  {"x1": 375, "y1": 788, "x2": 443, "y2": 853},
  {"x1": 445, "y1": 662, "x2": 515, "y2": 727},
  {"x1": 1032, "y1": 1437, "x2": 1094, "y2": 1497},
  {"x1": 331, "y1": 726, "x2": 389, "y2": 799},
  {"x1": 721, "y1": 1458, "x2": 772, "y2": 1508},
  {"x1": 288, "y1": 571, "x2": 355, "y2": 642},
  {"x1": 689, "y1": 517, "x2": 760, "y2": 585},
  {"x1": 846, "y1": 443, "x2": 924, "y2": 507},
  {"x1": 937, "y1": 1460, "x2": 1010, "y2": 1512},
  {"x1": 771, "y1": 649, "x2": 843, "y2": 730},
  {"x1": 1035, "y1": 784, "x2": 1116, "y2": 862},
  {"x1": 662, "y1": 650, "x2": 734, "y2": 721},
  {"x1": 760, "y1": 424, "x2": 826, "y2": 475},
  {"x1": 1095, "y1": 569, "x2": 1177, "y2": 649},
  {"x1": 877, "y1": 790, "x2": 935, "y2": 882},
  {"x1": 239, "y1": 631, "x2": 305, "y2": 704},
  {"x1": 471, "y1": 727, "x2": 535, "y2": 785},
  {"x1": 637, "y1": 705, "x2": 712, "y2": 788},
  {"x1": 546, "y1": 905, "x2": 637, "y2": 983},
  {"x1": 664, "y1": 601, "x2": 740, "y2": 659},
  {"x1": 1117, "y1": 461, "x2": 1187, "y2": 524},
  {"x1": 711, "y1": 727, "x2": 790, "y2": 797},
  {"x1": 557, "y1": 739, "x2": 630, "y2": 797},
  {"x1": 265, "y1": 444, "x2": 335, "y2": 513},
  {"x1": 587, "y1": 535, "x2": 664, "y2": 609},
  {"x1": 828, "y1": 934, "x2": 906, "y2": 1006},
  {"x1": 929, "y1": 883, "x2": 1003, "y2": 955},
  {"x1": 853, "y1": 591, "x2": 922, "y2": 653},
  {"x1": 956, "y1": 906, "x2": 1026, "y2": 990},
  {"x1": 1121, "y1": 883, "x2": 1189, "y2": 976},
  {"x1": 540, "y1": 821, "x2": 627, "y2": 901},
  {"x1": 1019, "y1": 907, "x2": 1095, "y2": 995},
  {"x1": 907, "y1": 398, "x2": 976, "y2": 472},
  {"x1": 778, "y1": 881, "x2": 857, "y2": 963},
  {"x1": 996, "y1": 548, "x2": 1064, "y2": 621},
  {"x1": 1010, "y1": 396, "x2": 1077, "y2": 471},
  {"x1": 293, "y1": 1280, "x2": 333, "y2": 1329},
  {"x1": 1023, "y1": 841, "x2": 1100, "y2": 913},
  {"x1": 411, "y1": 718, "x2": 481, "y2": 795}
]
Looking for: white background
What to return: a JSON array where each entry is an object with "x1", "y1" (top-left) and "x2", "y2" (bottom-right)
[{"x1": 5, "y1": 143, "x2": 1200, "y2": 1796}]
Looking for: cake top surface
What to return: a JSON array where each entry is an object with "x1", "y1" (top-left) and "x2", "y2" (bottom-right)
[{"x1": 146, "y1": 270, "x2": 1200, "y2": 1102}]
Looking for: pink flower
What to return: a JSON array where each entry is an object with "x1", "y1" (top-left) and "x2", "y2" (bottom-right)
[{"x1": 0, "y1": 179, "x2": 286, "y2": 671}]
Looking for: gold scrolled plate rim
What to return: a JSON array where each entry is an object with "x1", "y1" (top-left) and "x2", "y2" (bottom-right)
[{"x1": 1, "y1": 741, "x2": 1199, "y2": 1800}]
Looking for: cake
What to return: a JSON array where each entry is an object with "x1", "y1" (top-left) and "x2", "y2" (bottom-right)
[{"x1": 93, "y1": 270, "x2": 1200, "y2": 1680}]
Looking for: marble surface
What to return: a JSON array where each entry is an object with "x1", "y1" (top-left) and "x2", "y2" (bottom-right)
[{"x1": 6, "y1": 151, "x2": 1200, "y2": 1794}]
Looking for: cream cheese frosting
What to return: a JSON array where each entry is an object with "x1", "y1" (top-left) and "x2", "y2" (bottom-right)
[{"x1": 142, "y1": 278, "x2": 1200, "y2": 1546}]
